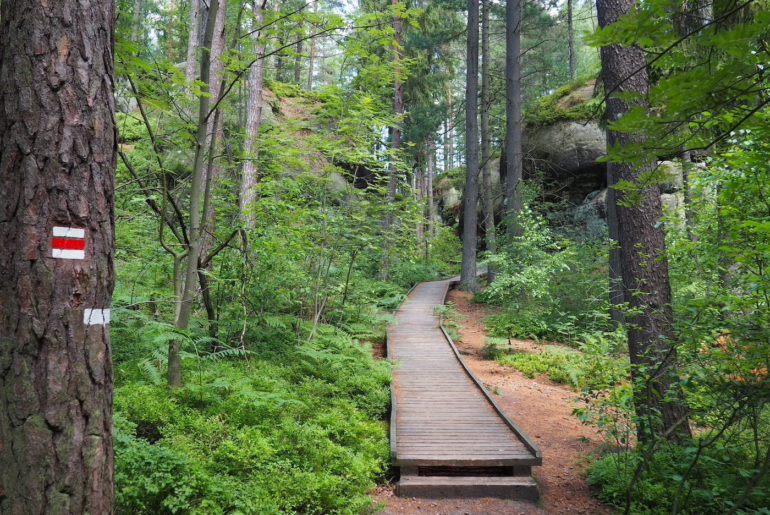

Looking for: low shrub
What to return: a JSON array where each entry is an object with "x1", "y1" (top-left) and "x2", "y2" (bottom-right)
[{"x1": 114, "y1": 331, "x2": 391, "y2": 514}]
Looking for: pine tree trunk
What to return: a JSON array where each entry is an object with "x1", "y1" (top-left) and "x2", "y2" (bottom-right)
[
  {"x1": 597, "y1": 0, "x2": 691, "y2": 444},
  {"x1": 241, "y1": 0, "x2": 267, "y2": 229},
  {"x1": 481, "y1": 0, "x2": 497, "y2": 281},
  {"x1": 504, "y1": 0, "x2": 523, "y2": 237},
  {"x1": 460, "y1": 0, "x2": 480, "y2": 292},
  {"x1": 0, "y1": 2, "x2": 117, "y2": 512}
]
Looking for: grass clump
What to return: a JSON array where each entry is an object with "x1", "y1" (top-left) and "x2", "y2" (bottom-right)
[{"x1": 486, "y1": 333, "x2": 627, "y2": 391}]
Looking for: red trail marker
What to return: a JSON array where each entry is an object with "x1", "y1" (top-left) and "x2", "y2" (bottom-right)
[{"x1": 51, "y1": 226, "x2": 86, "y2": 260}]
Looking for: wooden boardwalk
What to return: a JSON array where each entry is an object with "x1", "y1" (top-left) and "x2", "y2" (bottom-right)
[{"x1": 388, "y1": 279, "x2": 542, "y2": 499}]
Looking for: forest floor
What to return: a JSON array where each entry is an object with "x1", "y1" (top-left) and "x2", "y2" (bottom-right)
[{"x1": 371, "y1": 289, "x2": 613, "y2": 515}]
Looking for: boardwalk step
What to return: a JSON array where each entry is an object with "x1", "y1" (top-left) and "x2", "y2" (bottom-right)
[{"x1": 397, "y1": 474, "x2": 539, "y2": 500}]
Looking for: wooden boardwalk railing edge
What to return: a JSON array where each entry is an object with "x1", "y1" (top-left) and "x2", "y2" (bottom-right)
[{"x1": 441, "y1": 279, "x2": 542, "y2": 463}]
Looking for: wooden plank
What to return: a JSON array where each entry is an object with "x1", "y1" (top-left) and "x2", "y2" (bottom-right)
[{"x1": 388, "y1": 278, "x2": 542, "y2": 489}]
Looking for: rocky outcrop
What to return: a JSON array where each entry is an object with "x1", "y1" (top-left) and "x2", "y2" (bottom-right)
[
  {"x1": 562, "y1": 160, "x2": 689, "y2": 240},
  {"x1": 523, "y1": 120, "x2": 606, "y2": 178}
]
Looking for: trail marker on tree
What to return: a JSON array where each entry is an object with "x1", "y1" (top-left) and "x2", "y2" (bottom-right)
[{"x1": 51, "y1": 226, "x2": 86, "y2": 260}]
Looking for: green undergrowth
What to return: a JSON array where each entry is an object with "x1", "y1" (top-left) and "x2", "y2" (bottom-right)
[
  {"x1": 485, "y1": 333, "x2": 628, "y2": 391},
  {"x1": 523, "y1": 75, "x2": 602, "y2": 128},
  {"x1": 113, "y1": 324, "x2": 391, "y2": 514},
  {"x1": 587, "y1": 442, "x2": 770, "y2": 514}
]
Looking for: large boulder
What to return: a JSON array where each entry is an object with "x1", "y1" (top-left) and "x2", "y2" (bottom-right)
[
  {"x1": 571, "y1": 188, "x2": 608, "y2": 240},
  {"x1": 523, "y1": 120, "x2": 606, "y2": 178}
]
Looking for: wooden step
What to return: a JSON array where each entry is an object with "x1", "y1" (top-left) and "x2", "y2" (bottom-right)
[{"x1": 397, "y1": 474, "x2": 539, "y2": 500}]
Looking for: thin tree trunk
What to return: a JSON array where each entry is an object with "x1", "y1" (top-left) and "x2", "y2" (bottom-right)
[
  {"x1": 445, "y1": 88, "x2": 453, "y2": 171},
  {"x1": 567, "y1": 0, "x2": 576, "y2": 80},
  {"x1": 201, "y1": 0, "x2": 228, "y2": 245},
  {"x1": 170, "y1": 0, "x2": 221, "y2": 388},
  {"x1": 276, "y1": 33, "x2": 286, "y2": 81},
  {"x1": 505, "y1": 0, "x2": 523, "y2": 237},
  {"x1": 607, "y1": 174, "x2": 625, "y2": 325},
  {"x1": 416, "y1": 161, "x2": 425, "y2": 242},
  {"x1": 186, "y1": 0, "x2": 201, "y2": 85},
  {"x1": 197, "y1": 0, "x2": 230, "y2": 340},
  {"x1": 380, "y1": 0, "x2": 404, "y2": 280},
  {"x1": 307, "y1": 0, "x2": 318, "y2": 90},
  {"x1": 427, "y1": 139, "x2": 437, "y2": 238},
  {"x1": 461, "y1": 0, "x2": 480, "y2": 292},
  {"x1": 294, "y1": 23, "x2": 304, "y2": 85},
  {"x1": 481, "y1": 0, "x2": 497, "y2": 281},
  {"x1": 241, "y1": 0, "x2": 267, "y2": 229},
  {"x1": 680, "y1": 151, "x2": 695, "y2": 241},
  {"x1": 133, "y1": 0, "x2": 144, "y2": 43},
  {"x1": 0, "y1": 1, "x2": 117, "y2": 512},
  {"x1": 598, "y1": 0, "x2": 691, "y2": 444}
]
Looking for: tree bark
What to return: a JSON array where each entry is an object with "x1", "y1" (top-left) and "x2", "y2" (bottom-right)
[
  {"x1": 597, "y1": 0, "x2": 691, "y2": 444},
  {"x1": 0, "y1": 1, "x2": 117, "y2": 512},
  {"x1": 481, "y1": 0, "x2": 497, "y2": 281},
  {"x1": 461, "y1": 0, "x2": 480, "y2": 292},
  {"x1": 186, "y1": 0, "x2": 202, "y2": 85},
  {"x1": 200, "y1": 0, "x2": 228, "y2": 252},
  {"x1": 241, "y1": 0, "x2": 268, "y2": 229},
  {"x1": 504, "y1": 0, "x2": 523, "y2": 237}
]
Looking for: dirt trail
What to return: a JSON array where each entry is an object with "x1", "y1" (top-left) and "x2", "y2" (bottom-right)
[{"x1": 372, "y1": 290, "x2": 611, "y2": 514}]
